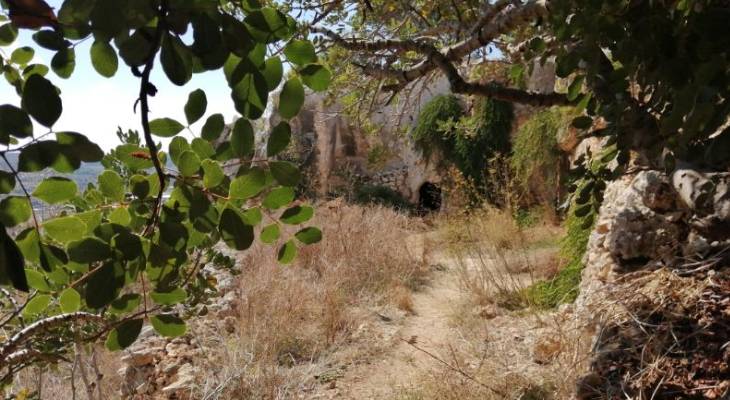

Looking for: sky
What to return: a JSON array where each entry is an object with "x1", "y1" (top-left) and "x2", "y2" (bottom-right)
[{"x1": 0, "y1": 0, "x2": 238, "y2": 151}]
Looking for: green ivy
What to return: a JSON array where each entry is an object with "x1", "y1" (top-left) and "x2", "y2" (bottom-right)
[{"x1": 411, "y1": 94, "x2": 464, "y2": 162}]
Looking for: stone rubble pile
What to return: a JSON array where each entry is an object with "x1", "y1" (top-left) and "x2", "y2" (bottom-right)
[{"x1": 117, "y1": 248, "x2": 240, "y2": 399}]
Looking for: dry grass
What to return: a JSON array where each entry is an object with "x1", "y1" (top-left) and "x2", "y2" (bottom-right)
[
  {"x1": 384, "y1": 206, "x2": 587, "y2": 400},
  {"x1": 438, "y1": 206, "x2": 562, "y2": 309},
  {"x1": 194, "y1": 202, "x2": 429, "y2": 399}
]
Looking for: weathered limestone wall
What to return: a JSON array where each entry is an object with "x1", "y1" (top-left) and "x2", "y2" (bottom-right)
[{"x1": 573, "y1": 168, "x2": 730, "y2": 397}]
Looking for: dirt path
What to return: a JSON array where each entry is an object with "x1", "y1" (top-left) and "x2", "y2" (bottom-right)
[
  {"x1": 311, "y1": 233, "x2": 559, "y2": 400},
  {"x1": 338, "y1": 262, "x2": 464, "y2": 399}
]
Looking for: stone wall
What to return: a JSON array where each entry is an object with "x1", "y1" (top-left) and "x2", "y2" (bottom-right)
[{"x1": 573, "y1": 168, "x2": 730, "y2": 397}]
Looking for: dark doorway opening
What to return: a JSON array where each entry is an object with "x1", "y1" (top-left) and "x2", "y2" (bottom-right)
[{"x1": 417, "y1": 182, "x2": 442, "y2": 214}]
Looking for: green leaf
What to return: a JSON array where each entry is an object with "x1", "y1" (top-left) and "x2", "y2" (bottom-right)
[
  {"x1": 567, "y1": 75, "x2": 584, "y2": 101},
  {"x1": 111, "y1": 144, "x2": 152, "y2": 171},
  {"x1": 231, "y1": 118, "x2": 254, "y2": 158},
  {"x1": 23, "y1": 294, "x2": 51, "y2": 317},
  {"x1": 150, "y1": 314, "x2": 187, "y2": 338},
  {"x1": 39, "y1": 244, "x2": 68, "y2": 274},
  {"x1": 178, "y1": 150, "x2": 201, "y2": 177},
  {"x1": 295, "y1": 227, "x2": 322, "y2": 244},
  {"x1": 56, "y1": 132, "x2": 104, "y2": 162},
  {"x1": 59, "y1": 288, "x2": 81, "y2": 313},
  {"x1": 201, "y1": 159, "x2": 224, "y2": 189},
  {"x1": 150, "y1": 118, "x2": 185, "y2": 137},
  {"x1": 0, "y1": 196, "x2": 31, "y2": 227},
  {"x1": 25, "y1": 269, "x2": 50, "y2": 292},
  {"x1": 231, "y1": 70, "x2": 268, "y2": 119},
  {"x1": 110, "y1": 293, "x2": 141, "y2": 314},
  {"x1": 111, "y1": 231, "x2": 142, "y2": 260},
  {"x1": 90, "y1": 40, "x2": 118, "y2": 77},
  {"x1": 263, "y1": 187, "x2": 295, "y2": 209},
  {"x1": 280, "y1": 205, "x2": 314, "y2": 225},
  {"x1": 0, "y1": 104, "x2": 33, "y2": 139},
  {"x1": 260, "y1": 223, "x2": 280, "y2": 244},
  {"x1": 85, "y1": 262, "x2": 124, "y2": 309},
  {"x1": 108, "y1": 207, "x2": 131, "y2": 226},
  {"x1": 267, "y1": 122, "x2": 291, "y2": 157},
  {"x1": 218, "y1": 208, "x2": 254, "y2": 250},
  {"x1": 229, "y1": 168, "x2": 267, "y2": 199},
  {"x1": 240, "y1": 207, "x2": 263, "y2": 226},
  {"x1": 32, "y1": 177, "x2": 77, "y2": 204},
  {"x1": 0, "y1": 171, "x2": 15, "y2": 194},
  {"x1": 169, "y1": 136, "x2": 190, "y2": 167},
  {"x1": 161, "y1": 33, "x2": 192, "y2": 86},
  {"x1": 150, "y1": 288, "x2": 187, "y2": 306},
  {"x1": 269, "y1": 161, "x2": 301, "y2": 186},
  {"x1": 21, "y1": 74, "x2": 62, "y2": 127},
  {"x1": 0, "y1": 229, "x2": 27, "y2": 291},
  {"x1": 32, "y1": 30, "x2": 66, "y2": 50},
  {"x1": 190, "y1": 138, "x2": 215, "y2": 159},
  {"x1": 244, "y1": 8, "x2": 291, "y2": 43},
  {"x1": 67, "y1": 237, "x2": 112, "y2": 263},
  {"x1": 22, "y1": 64, "x2": 49, "y2": 80},
  {"x1": 105, "y1": 318, "x2": 143, "y2": 351},
  {"x1": 0, "y1": 23, "x2": 18, "y2": 46},
  {"x1": 201, "y1": 113, "x2": 225, "y2": 141},
  {"x1": 76, "y1": 210, "x2": 102, "y2": 234},
  {"x1": 279, "y1": 78, "x2": 304, "y2": 119},
  {"x1": 284, "y1": 40, "x2": 316, "y2": 66},
  {"x1": 277, "y1": 240, "x2": 297, "y2": 264},
  {"x1": 262, "y1": 56, "x2": 283, "y2": 91},
  {"x1": 299, "y1": 64, "x2": 331, "y2": 92},
  {"x1": 185, "y1": 89, "x2": 207, "y2": 125},
  {"x1": 19, "y1": 141, "x2": 80, "y2": 173},
  {"x1": 11, "y1": 47, "x2": 34, "y2": 65},
  {"x1": 98, "y1": 170, "x2": 125, "y2": 201},
  {"x1": 51, "y1": 47, "x2": 76, "y2": 79},
  {"x1": 44, "y1": 216, "x2": 85, "y2": 244}
]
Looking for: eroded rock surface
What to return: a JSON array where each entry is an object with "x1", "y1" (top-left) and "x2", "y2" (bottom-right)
[{"x1": 575, "y1": 169, "x2": 730, "y2": 398}]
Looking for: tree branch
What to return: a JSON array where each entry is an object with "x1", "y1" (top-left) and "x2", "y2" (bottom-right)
[
  {"x1": 313, "y1": 0, "x2": 549, "y2": 90},
  {"x1": 0, "y1": 312, "x2": 105, "y2": 366},
  {"x1": 139, "y1": 0, "x2": 169, "y2": 237}
]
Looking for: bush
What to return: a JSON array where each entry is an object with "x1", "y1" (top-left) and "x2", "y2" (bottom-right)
[
  {"x1": 524, "y1": 195, "x2": 593, "y2": 308},
  {"x1": 354, "y1": 185, "x2": 413, "y2": 211},
  {"x1": 510, "y1": 107, "x2": 574, "y2": 206}
]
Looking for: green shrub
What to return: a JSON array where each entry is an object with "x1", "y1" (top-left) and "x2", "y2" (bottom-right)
[
  {"x1": 354, "y1": 185, "x2": 413, "y2": 211},
  {"x1": 523, "y1": 196, "x2": 593, "y2": 308}
]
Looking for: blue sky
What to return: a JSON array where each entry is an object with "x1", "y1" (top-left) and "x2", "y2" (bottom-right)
[{"x1": 0, "y1": 0, "x2": 238, "y2": 151}]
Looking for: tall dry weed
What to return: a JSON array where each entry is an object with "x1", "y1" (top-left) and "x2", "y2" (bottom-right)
[{"x1": 197, "y1": 202, "x2": 428, "y2": 399}]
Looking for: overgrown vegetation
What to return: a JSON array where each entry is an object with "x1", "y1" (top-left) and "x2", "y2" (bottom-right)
[
  {"x1": 524, "y1": 201, "x2": 592, "y2": 309},
  {"x1": 511, "y1": 107, "x2": 573, "y2": 207},
  {"x1": 411, "y1": 94, "x2": 464, "y2": 162}
]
